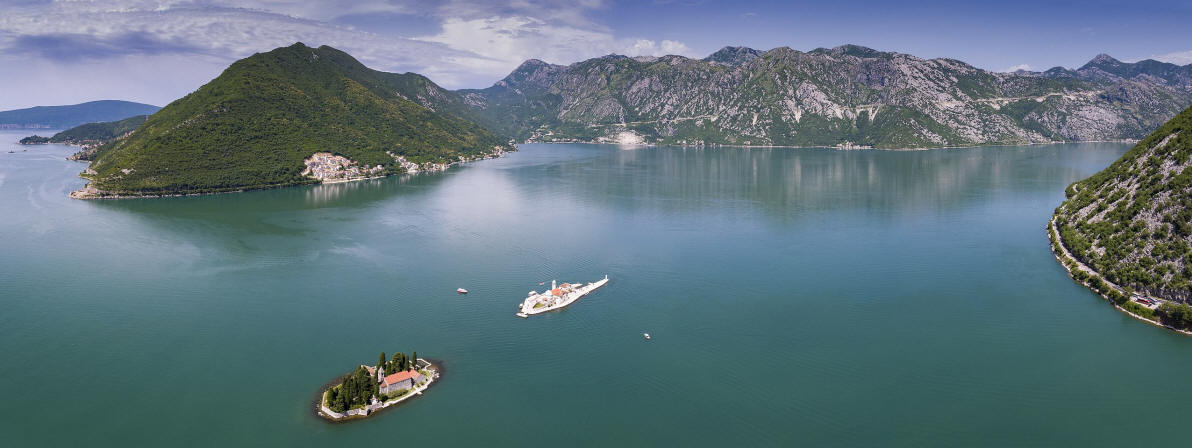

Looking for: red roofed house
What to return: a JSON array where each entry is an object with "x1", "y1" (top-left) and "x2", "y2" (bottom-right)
[{"x1": 380, "y1": 369, "x2": 423, "y2": 395}]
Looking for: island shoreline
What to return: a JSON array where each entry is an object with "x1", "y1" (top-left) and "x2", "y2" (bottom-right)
[
  {"x1": 69, "y1": 148, "x2": 512, "y2": 200},
  {"x1": 314, "y1": 359, "x2": 445, "y2": 423}
]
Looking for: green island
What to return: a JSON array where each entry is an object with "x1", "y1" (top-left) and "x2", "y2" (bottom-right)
[
  {"x1": 72, "y1": 43, "x2": 512, "y2": 199},
  {"x1": 1050, "y1": 106, "x2": 1192, "y2": 333},
  {"x1": 318, "y1": 351, "x2": 438, "y2": 421}
]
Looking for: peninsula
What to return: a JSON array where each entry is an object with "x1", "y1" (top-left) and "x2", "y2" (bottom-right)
[
  {"x1": 1050, "y1": 106, "x2": 1192, "y2": 333},
  {"x1": 71, "y1": 43, "x2": 512, "y2": 199},
  {"x1": 20, "y1": 114, "x2": 148, "y2": 158},
  {"x1": 318, "y1": 351, "x2": 439, "y2": 422}
]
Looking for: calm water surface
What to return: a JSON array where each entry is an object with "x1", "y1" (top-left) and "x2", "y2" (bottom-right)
[{"x1": 2, "y1": 130, "x2": 1188, "y2": 446}]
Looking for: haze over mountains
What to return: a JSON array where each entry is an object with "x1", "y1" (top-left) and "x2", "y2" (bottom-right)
[{"x1": 0, "y1": 100, "x2": 158, "y2": 129}]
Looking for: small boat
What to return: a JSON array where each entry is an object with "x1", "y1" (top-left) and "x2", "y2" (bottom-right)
[
  {"x1": 643, "y1": 333, "x2": 650, "y2": 340},
  {"x1": 456, "y1": 288, "x2": 468, "y2": 294}
]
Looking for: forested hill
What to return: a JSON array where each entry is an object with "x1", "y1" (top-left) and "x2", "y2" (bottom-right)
[
  {"x1": 1053, "y1": 106, "x2": 1192, "y2": 303},
  {"x1": 20, "y1": 115, "x2": 148, "y2": 147},
  {"x1": 0, "y1": 100, "x2": 158, "y2": 129},
  {"x1": 80, "y1": 43, "x2": 511, "y2": 196},
  {"x1": 460, "y1": 45, "x2": 1192, "y2": 148}
]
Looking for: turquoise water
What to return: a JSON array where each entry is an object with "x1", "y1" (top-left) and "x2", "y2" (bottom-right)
[{"x1": 2, "y1": 131, "x2": 1190, "y2": 446}]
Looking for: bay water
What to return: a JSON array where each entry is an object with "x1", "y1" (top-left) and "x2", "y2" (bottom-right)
[{"x1": 2, "y1": 130, "x2": 1188, "y2": 446}]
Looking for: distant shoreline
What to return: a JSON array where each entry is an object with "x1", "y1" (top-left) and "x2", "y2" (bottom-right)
[
  {"x1": 68, "y1": 148, "x2": 511, "y2": 200},
  {"x1": 527, "y1": 139, "x2": 1139, "y2": 151}
]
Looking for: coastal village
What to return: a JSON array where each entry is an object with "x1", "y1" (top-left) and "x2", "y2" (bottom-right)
[
  {"x1": 302, "y1": 146, "x2": 510, "y2": 184},
  {"x1": 302, "y1": 152, "x2": 385, "y2": 183},
  {"x1": 319, "y1": 353, "x2": 438, "y2": 421}
]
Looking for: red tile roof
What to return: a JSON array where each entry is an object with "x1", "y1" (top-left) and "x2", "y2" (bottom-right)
[{"x1": 384, "y1": 369, "x2": 422, "y2": 385}]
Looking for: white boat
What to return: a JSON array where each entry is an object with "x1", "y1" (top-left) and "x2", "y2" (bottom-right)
[
  {"x1": 517, "y1": 275, "x2": 609, "y2": 317},
  {"x1": 456, "y1": 288, "x2": 468, "y2": 294},
  {"x1": 643, "y1": 333, "x2": 650, "y2": 340}
]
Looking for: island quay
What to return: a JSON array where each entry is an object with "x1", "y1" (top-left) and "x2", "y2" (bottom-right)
[
  {"x1": 517, "y1": 275, "x2": 609, "y2": 318},
  {"x1": 317, "y1": 352, "x2": 439, "y2": 422}
]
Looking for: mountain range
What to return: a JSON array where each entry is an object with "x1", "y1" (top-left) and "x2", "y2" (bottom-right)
[
  {"x1": 67, "y1": 43, "x2": 1192, "y2": 197},
  {"x1": 0, "y1": 100, "x2": 158, "y2": 129},
  {"x1": 460, "y1": 45, "x2": 1192, "y2": 148}
]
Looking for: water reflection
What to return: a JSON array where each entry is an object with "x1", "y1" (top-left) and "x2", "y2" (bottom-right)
[
  {"x1": 529, "y1": 143, "x2": 1126, "y2": 222},
  {"x1": 76, "y1": 142, "x2": 1127, "y2": 253}
]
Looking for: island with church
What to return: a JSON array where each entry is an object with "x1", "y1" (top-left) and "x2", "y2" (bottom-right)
[{"x1": 317, "y1": 351, "x2": 440, "y2": 421}]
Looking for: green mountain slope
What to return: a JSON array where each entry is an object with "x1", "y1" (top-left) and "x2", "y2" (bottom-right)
[
  {"x1": 0, "y1": 100, "x2": 158, "y2": 129},
  {"x1": 20, "y1": 115, "x2": 148, "y2": 147},
  {"x1": 1053, "y1": 106, "x2": 1192, "y2": 304},
  {"x1": 80, "y1": 43, "x2": 510, "y2": 197}
]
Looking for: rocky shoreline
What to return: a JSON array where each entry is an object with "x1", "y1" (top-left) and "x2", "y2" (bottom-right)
[{"x1": 1048, "y1": 217, "x2": 1192, "y2": 337}]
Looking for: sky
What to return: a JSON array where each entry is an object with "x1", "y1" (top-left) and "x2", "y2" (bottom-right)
[{"x1": 1, "y1": 0, "x2": 1191, "y2": 110}]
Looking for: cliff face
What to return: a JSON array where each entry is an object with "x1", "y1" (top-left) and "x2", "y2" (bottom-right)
[
  {"x1": 462, "y1": 45, "x2": 1192, "y2": 149},
  {"x1": 1054, "y1": 106, "x2": 1192, "y2": 302}
]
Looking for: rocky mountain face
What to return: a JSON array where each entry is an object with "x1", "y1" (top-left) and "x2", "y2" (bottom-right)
[
  {"x1": 1053, "y1": 106, "x2": 1192, "y2": 303},
  {"x1": 460, "y1": 45, "x2": 1192, "y2": 148}
]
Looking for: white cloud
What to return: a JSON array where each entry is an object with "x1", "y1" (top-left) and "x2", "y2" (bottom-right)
[
  {"x1": 1001, "y1": 64, "x2": 1032, "y2": 72},
  {"x1": 1145, "y1": 49, "x2": 1192, "y2": 65},
  {"x1": 0, "y1": 0, "x2": 693, "y2": 109},
  {"x1": 418, "y1": 15, "x2": 694, "y2": 83},
  {"x1": 0, "y1": 52, "x2": 229, "y2": 109},
  {"x1": 624, "y1": 39, "x2": 692, "y2": 57}
]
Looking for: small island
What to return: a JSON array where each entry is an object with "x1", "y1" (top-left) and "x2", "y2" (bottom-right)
[
  {"x1": 19, "y1": 135, "x2": 50, "y2": 145},
  {"x1": 317, "y1": 351, "x2": 439, "y2": 422}
]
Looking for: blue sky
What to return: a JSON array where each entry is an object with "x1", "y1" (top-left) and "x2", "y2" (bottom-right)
[{"x1": 1, "y1": 0, "x2": 1190, "y2": 110}]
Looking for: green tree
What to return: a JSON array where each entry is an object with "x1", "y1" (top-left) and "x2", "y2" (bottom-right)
[{"x1": 378, "y1": 352, "x2": 386, "y2": 371}]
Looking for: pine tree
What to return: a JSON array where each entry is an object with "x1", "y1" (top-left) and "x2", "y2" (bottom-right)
[{"x1": 378, "y1": 352, "x2": 386, "y2": 370}]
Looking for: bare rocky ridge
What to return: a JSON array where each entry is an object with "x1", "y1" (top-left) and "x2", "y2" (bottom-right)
[{"x1": 462, "y1": 45, "x2": 1192, "y2": 149}]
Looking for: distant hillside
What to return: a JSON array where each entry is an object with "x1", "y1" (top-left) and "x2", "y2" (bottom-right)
[
  {"x1": 0, "y1": 100, "x2": 158, "y2": 129},
  {"x1": 460, "y1": 45, "x2": 1192, "y2": 148},
  {"x1": 1052, "y1": 106, "x2": 1192, "y2": 304},
  {"x1": 76, "y1": 43, "x2": 510, "y2": 197},
  {"x1": 20, "y1": 115, "x2": 148, "y2": 148}
]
